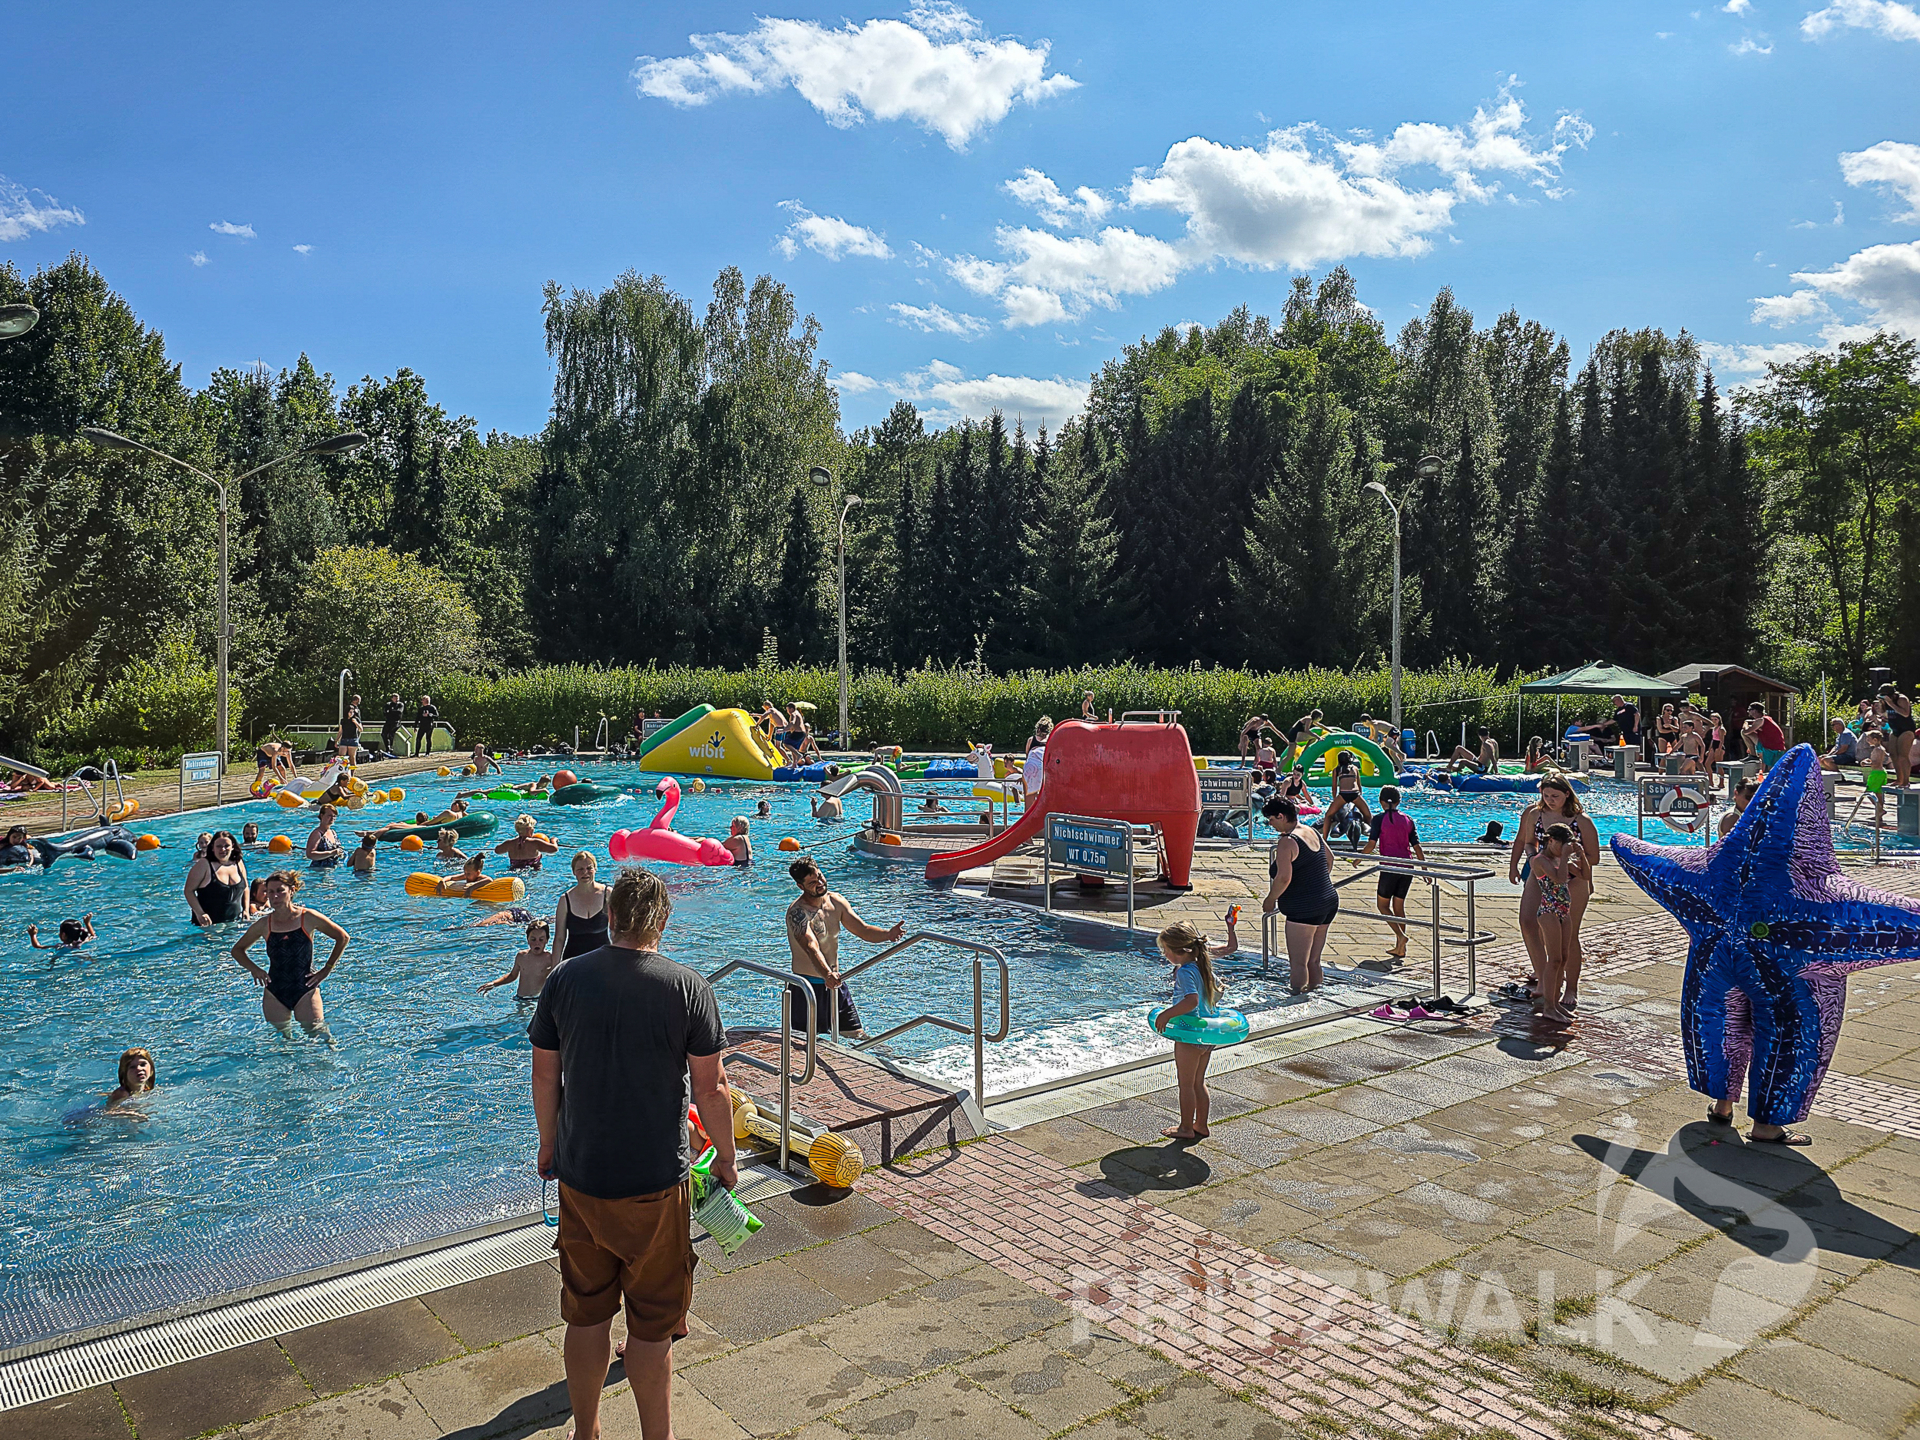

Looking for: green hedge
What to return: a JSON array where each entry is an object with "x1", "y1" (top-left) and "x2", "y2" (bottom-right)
[
  {"x1": 433, "y1": 660, "x2": 1580, "y2": 754},
  {"x1": 33, "y1": 635, "x2": 242, "y2": 772}
]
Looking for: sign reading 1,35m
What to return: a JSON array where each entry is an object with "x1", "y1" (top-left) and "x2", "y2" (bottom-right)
[{"x1": 1046, "y1": 815, "x2": 1130, "y2": 879}]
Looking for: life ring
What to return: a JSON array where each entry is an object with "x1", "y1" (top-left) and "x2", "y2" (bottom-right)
[
  {"x1": 1150, "y1": 1006, "x2": 1252, "y2": 1047},
  {"x1": 1657, "y1": 782, "x2": 1710, "y2": 833},
  {"x1": 107, "y1": 799, "x2": 139, "y2": 822}
]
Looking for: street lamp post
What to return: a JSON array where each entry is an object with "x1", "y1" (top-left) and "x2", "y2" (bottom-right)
[
  {"x1": 80, "y1": 427, "x2": 369, "y2": 775},
  {"x1": 1364, "y1": 454, "x2": 1439, "y2": 741},
  {"x1": 809, "y1": 466, "x2": 863, "y2": 752}
]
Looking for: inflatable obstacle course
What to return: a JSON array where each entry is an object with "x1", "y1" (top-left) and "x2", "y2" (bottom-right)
[
  {"x1": 1296, "y1": 731, "x2": 1396, "y2": 787},
  {"x1": 640, "y1": 707, "x2": 780, "y2": 781}
]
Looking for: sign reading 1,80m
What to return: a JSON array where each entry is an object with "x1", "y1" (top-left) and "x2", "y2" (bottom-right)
[{"x1": 1045, "y1": 815, "x2": 1131, "y2": 879}]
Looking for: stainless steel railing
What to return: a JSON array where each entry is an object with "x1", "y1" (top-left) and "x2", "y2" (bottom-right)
[
  {"x1": 704, "y1": 958, "x2": 820, "y2": 1172},
  {"x1": 1260, "y1": 854, "x2": 1498, "y2": 1001},
  {"x1": 833, "y1": 931, "x2": 1011, "y2": 1106},
  {"x1": 62, "y1": 759, "x2": 128, "y2": 831}
]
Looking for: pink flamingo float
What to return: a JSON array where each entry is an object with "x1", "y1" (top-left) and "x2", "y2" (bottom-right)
[{"x1": 609, "y1": 776, "x2": 734, "y2": 867}]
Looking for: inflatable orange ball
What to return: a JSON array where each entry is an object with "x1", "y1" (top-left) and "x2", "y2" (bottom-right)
[
  {"x1": 135, "y1": 834, "x2": 162, "y2": 851},
  {"x1": 778, "y1": 837, "x2": 801, "y2": 852},
  {"x1": 554, "y1": 769, "x2": 579, "y2": 789},
  {"x1": 267, "y1": 835, "x2": 293, "y2": 854},
  {"x1": 400, "y1": 834, "x2": 425, "y2": 852}
]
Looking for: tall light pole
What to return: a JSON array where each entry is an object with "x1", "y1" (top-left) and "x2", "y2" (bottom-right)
[
  {"x1": 0, "y1": 304, "x2": 41, "y2": 339},
  {"x1": 1365, "y1": 456, "x2": 1437, "y2": 740},
  {"x1": 809, "y1": 466, "x2": 863, "y2": 751},
  {"x1": 80, "y1": 427, "x2": 369, "y2": 775}
]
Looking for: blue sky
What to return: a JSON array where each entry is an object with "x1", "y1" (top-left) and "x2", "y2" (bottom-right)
[{"x1": 5, "y1": 1, "x2": 1917, "y2": 435}]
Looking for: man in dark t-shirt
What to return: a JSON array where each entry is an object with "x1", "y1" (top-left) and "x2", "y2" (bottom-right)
[
  {"x1": 529, "y1": 867, "x2": 734, "y2": 1440},
  {"x1": 1611, "y1": 696, "x2": 1640, "y2": 750},
  {"x1": 414, "y1": 695, "x2": 439, "y2": 756}
]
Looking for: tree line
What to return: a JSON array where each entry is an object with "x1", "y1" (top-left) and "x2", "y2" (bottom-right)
[{"x1": 1, "y1": 252, "x2": 1915, "y2": 761}]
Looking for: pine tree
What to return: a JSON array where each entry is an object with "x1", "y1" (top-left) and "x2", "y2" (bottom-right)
[
  {"x1": 1506, "y1": 390, "x2": 1578, "y2": 667},
  {"x1": 1024, "y1": 419, "x2": 1120, "y2": 662},
  {"x1": 890, "y1": 469, "x2": 920, "y2": 667},
  {"x1": 771, "y1": 486, "x2": 828, "y2": 660},
  {"x1": 922, "y1": 461, "x2": 957, "y2": 660},
  {"x1": 1424, "y1": 417, "x2": 1493, "y2": 663}
]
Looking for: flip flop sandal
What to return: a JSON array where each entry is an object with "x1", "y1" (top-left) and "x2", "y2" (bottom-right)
[
  {"x1": 1370, "y1": 1005, "x2": 1404, "y2": 1019},
  {"x1": 1706, "y1": 1108, "x2": 1733, "y2": 1126},
  {"x1": 1751, "y1": 1130, "x2": 1813, "y2": 1146},
  {"x1": 1404, "y1": 1005, "x2": 1435, "y2": 1020}
]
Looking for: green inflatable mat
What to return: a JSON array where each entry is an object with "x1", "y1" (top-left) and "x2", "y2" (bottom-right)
[
  {"x1": 373, "y1": 812, "x2": 498, "y2": 841},
  {"x1": 471, "y1": 786, "x2": 545, "y2": 801},
  {"x1": 549, "y1": 782, "x2": 623, "y2": 805}
]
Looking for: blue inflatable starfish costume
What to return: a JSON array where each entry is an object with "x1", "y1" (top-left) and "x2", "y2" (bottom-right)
[{"x1": 1610, "y1": 744, "x2": 1920, "y2": 1125}]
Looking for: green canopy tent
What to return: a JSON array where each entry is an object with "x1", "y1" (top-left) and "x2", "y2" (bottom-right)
[{"x1": 1518, "y1": 661, "x2": 1688, "y2": 757}]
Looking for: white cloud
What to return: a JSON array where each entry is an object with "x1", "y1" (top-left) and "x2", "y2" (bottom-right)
[
  {"x1": 0, "y1": 176, "x2": 84, "y2": 242},
  {"x1": 945, "y1": 86, "x2": 1586, "y2": 328},
  {"x1": 209, "y1": 220, "x2": 255, "y2": 238},
  {"x1": 1790, "y1": 241, "x2": 1920, "y2": 336},
  {"x1": 1699, "y1": 339, "x2": 1819, "y2": 375},
  {"x1": 292, "y1": 243, "x2": 313, "y2": 255},
  {"x1": 893, "y1": 358, "x2": 1087, "y2": 427},
  {"x1": 632, "y1": 4, "x2": 1076, "y2": 148},
  {"x1": 1751, "y1": 289, "x2": 1831, "y2": 325},
  {"x1": 1730, "y1": 34, "x2": 1775, "y2": 52},
  {"x1": 188, "y1": 251, "x2": 209, "y2": 267},
  {"x1": 1003, "y1": 168, "x2": 1112, "y2": 228},
  {"x1": 889, "y1": 302, "x2": 989, "y2": 337},
  {"x1": 1724, "y1": 0, "x2": 1753, "y2": 12},
  {"x1": 1841, "y1": 140, "x2": 1920, "y2": 221},
  {"x1": 1802, "y1": 0, "x2": 1920, "y2": 40},
  {"x1": 830, "y1": 369, "x2": 882, "y2": 394},
  {"x1": 776, "y1": 203, "x2": 892, "y2": 260}
]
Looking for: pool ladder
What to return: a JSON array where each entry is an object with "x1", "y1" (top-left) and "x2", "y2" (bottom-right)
[
  {"x1": 61, "y1": 758, "x2": 129, "y2": 831},
  {"x1": 705, "y1": 932, "x2": 1011, "y2": 1169}
]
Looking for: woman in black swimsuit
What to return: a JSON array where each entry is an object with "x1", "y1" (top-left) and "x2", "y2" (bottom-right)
[
  {"x1": 1262, "y1": 796, "x2": 1339, "y2": 994},
  {"x1": 553, "y1": 850, "x2": 611, "y2": 958},
  {"x1": 231, "y1": 870, "x2": 349, "y2": 1033},
  {"x1": 1880, "y1": 684, "x2": 1915, "y2": 789},
  {"x1": 185, "y1": 831, "x2": 250, "y2": 925}
]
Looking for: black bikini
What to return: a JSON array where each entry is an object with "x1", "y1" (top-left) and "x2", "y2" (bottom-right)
[
  {"x1": 1272, "y1": 831, "x2": 1339, "y2": 926},
  {"x1": 265, "y1": 923, "x2": 317, "y2": 1012},
  {"x1": 196, "y1": 865, "x2": 246, "y2": 923},
  {"x1": 562, "y1": 890, "x2": 609, "y2": 957}
]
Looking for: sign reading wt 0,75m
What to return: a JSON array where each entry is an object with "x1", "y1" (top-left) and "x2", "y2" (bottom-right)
[{"x1": 1044, "y1": 813, "x2": 1138, "y2": 929}]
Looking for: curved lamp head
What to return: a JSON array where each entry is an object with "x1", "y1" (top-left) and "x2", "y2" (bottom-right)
[
  {"x1": 1415, "y1": 454, "x2": 1443, "y2": 480},
  {"x1": 310, "y1": 431, "x2": 369, "y2": 456},
  {"x1": 0, "y1": 304, "x2": 40, "y2": 339},
  {"x1": 79, "y1": 426, "x2": 142, "y2": 451},
  {"x1": 1363, "y1": 481, "x2": 1388, "y2": 499},
  {"x1": 809, "y1": 465, "x2": 832, "y2": 487},
  {"x1": 845, "y1": 494, "x2": 865, "y2": 509}
]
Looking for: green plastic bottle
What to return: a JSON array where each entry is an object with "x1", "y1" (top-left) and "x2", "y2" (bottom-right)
[{"x1": 690, "y1": 1147, "x2": 762, "y2": 1255}]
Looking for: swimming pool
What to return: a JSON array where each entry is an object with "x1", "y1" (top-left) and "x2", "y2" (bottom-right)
[{"x1": 0, "y1": 761, "x2": 1893, "y2": 1349}]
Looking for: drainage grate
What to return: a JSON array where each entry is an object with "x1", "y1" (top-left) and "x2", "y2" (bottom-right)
[{"x1": 0, "y1": 1160, "x2": 804, "y2": 1413}]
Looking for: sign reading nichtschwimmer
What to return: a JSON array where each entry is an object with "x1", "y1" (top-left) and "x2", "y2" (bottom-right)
[
  {"x1": 1197, "y1": 768, "x2": 1253, "y2": 814},
  {"x1": 1043, "y1": 813, "x2": 1136, "y2": 929},
  {"x1": 180, "y1": 750, "x2": 223, "y2": 808}
]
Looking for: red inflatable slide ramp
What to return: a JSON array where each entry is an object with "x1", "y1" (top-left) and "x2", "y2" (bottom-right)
[{"x1": 923, "y1": 718, "x2": 1201, "y2": 886}]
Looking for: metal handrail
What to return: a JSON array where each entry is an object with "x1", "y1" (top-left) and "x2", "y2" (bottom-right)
[
  {"x1": 1119, "y1": 709, "x2": 1182, "y2": 726},
  {"x1": 705, "y1": 958, "x2": 820, "y2": 1173},
  {"x1": 61, "y1": 759, "x2": 128, "y2": 831},
  {"x1": 834, "y1": 930, "x2": 1011, "y2": 1105},
  {"x1": 1260, "y1": 853, "x2": 1497, "y2": 1001}
]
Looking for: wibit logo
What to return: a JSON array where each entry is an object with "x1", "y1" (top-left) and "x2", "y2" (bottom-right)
[{"x1": 688, "y1": 730, "x2": 727, "y2": 760}]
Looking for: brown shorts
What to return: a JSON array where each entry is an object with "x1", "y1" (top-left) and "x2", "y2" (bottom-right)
[{"x1": 554, "y1": 1178, "x2": 695, "y2": 1340}]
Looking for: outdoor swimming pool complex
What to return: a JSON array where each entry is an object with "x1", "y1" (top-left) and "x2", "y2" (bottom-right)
[{"x1": 0, "y1": 761, "x2": 1900, "y2": 1349}]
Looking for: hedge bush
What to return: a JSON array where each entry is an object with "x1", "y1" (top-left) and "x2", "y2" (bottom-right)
[
  {"x1": 433, "y1": 660, "x2": 1577, "y2": 754},
  {"x1": 34, "y1": 634, "x2": 241, "y2": 771}
]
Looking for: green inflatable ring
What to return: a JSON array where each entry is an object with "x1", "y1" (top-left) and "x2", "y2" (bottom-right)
[
  {"x1": 472, "y1": 786, "x2": 545, "y2": 801},
  {"x1": 550, "y1": 782, "x2": 623, "y2": 805},
  {"x1": 1296, "y1": 730, "x2": 1397, "y2": 787},
  {"x1": 376, "y1": 812, "x2": 498, "y2": 842},
  {"x1": 637, "y1": 704, "x2": 713, "y2": 760}
]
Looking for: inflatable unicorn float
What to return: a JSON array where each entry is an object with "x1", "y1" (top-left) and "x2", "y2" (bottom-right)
[{"x1": 610, "y1": 776, "x2": 733, "y2": 867}]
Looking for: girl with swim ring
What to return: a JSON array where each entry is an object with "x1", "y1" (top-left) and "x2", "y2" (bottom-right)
[
  {"x1": 1150, "y1": 916, "x2": 1240, "y2": 1140},
  {"x1": 185, "y1": 830, "x2": 250, "y2": 925},
  {"x1": 231, "y1": 871, "x2": 349, "y2": 1034}
]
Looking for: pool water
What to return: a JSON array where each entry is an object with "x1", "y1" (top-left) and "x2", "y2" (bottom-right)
[{"x1": 0, "y1": 761, "x2": 1889, "y2": 1348}]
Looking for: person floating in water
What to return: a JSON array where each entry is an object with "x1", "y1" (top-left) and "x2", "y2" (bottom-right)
[
  {"x1": 231, "y1": 871, "x2": 349, "y2": 1034},
  {"x1": 349, "y1": 834, "x2": 378, "y2": 873},
  {"x1": 755, "y1": 798, "x2": 772, "y2": 818},
  {"x1": 306, "y1": 804, "x2": 345, "y2": 867},
  {"x1": 105, "y1": 1048, "x2": 156, "y2": 1113},
  {"x1": 1, "y1": 823, "x2": 34, "y2": 869},
  {"x1": 28, "y1": 914, "x2": 96, "y2": 955},
  {"x1": 810, "y1": 788, "x2": 843, "y2": 821},
  {"x1": 722, "y1": 817, "x2": 752, "y2": 866},
  {"x1": 478, "y1": 919, "x2": 559, "y2": 999}
]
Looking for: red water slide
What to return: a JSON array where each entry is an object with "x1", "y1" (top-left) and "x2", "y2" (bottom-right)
[{"x1": 922, "y1": 719, "x2": 1202, "y2": 885}]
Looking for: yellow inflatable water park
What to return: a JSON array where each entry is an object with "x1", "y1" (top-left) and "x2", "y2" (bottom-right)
[{"x1": 639, "y1": 706, "x2": 779, "y2": 781}]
